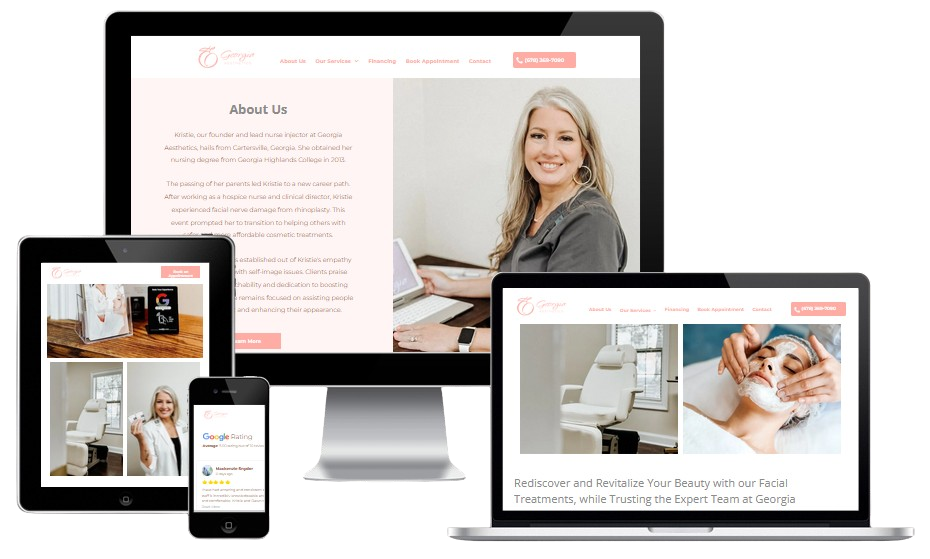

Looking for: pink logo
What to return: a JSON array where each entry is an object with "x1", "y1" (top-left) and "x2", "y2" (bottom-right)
[
  {"x1": 199, "y1": 46, "x2": 255, "y2": 68},
  {"x1": 203, "y1": 410, "x2": 213, "y2": 419},
  {"x1": 51, "y1": 266, "x2": 80, "y2": 278},
  {"x1": 221, "y1": 50, "x2": 255, "y2": 64},
  {"x1": 517, "y1": 297, "x2": 535, "y2": 316},
  {"x1": 199, "y1": 47, "x2": 218, "y2": 68},
  {"x1": 517, "y1": 296, "x2": 567, "y2": 315},
  {"x1": 537, "y1": 300, "x2": 567, "y2": 313}
]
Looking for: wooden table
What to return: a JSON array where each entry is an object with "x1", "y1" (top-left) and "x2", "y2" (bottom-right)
[
  {"x1": 47, "y1": 314, "x2": 204, "y2": 358},
  {"x1": 392, "y1": 255, "x2": 491, "y2": 352}
]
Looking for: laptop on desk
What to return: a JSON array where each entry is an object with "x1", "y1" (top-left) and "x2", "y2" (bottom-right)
[
  {"x1": 450, "y1": 273, "x2": 913, "y2": 541},
  {"x1": 392, "y1": 238, "x2": 473, "y2": 329}
]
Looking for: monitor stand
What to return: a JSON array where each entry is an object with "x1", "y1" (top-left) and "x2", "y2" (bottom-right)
[{"x1": 304, "y1": 387, "x2": 464, "y2": 481}]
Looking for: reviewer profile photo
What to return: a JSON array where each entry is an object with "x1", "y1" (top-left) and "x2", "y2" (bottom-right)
[{"x1": 202, "y1": 465, "x2": 213, "y2": 476}]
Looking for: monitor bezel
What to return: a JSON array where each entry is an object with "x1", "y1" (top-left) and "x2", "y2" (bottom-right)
[{"x1": 105, "y1": 11, "x2": 664, "y2": 386}]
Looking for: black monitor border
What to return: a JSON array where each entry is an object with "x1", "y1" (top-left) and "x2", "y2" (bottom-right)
[{"x1": 105, "y1": 11, "x2": 664, "y2": 387}]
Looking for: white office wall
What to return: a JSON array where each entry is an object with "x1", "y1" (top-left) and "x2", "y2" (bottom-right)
[
  {"x1": 394, "y1": 78, "x2": 641, "y2": 270},
  {"x1": 177, "y1": 285, "x2": 203, "y2": 317},
  {"x1": 560, "y1": 324, "x2": 612, "y2": 386},
  {"x1": 392, "y1": 79, "x2": 430, "y2": 254},
  {"x1": 520, "y1": 324, "x2": 562, "y2": 453},
  {"x1": 49, "y1": 363, "x2": 66, "y2": 474}
]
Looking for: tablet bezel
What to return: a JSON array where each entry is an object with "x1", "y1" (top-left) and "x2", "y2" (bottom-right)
[{"x1": 18, "y1": 235, "x2": 235, "y2": 512}]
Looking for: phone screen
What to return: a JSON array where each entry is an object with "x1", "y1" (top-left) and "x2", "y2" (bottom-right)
[{"x1": 192, "y1": 404, "x2": 267, "y2": 513}]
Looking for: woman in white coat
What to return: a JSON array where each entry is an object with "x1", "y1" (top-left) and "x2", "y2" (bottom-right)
[{"x1": 130, "y1": 385, "x2": 188, "y2": 476}]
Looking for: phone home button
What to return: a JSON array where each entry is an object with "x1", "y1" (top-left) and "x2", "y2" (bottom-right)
[
  {"x1": 220, "y1": 518, "x2": 237, "y2": 534},
  {"x1": 118, "y1": 492, "x2": 133, "y2": 507}
]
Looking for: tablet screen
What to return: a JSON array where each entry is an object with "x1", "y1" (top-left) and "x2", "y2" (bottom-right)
[{"x1": 41, "y1": 261, "x2": 210, "y2": 488}]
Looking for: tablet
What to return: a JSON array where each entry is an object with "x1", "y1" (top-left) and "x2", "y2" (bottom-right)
[{"x1": 18, "y1": 236, "x2": 234, "y2": 511}]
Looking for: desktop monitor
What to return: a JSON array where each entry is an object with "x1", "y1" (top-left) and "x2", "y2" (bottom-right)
[{"x1": 105, "y1": 11, "x2": 664, "y2": 479}]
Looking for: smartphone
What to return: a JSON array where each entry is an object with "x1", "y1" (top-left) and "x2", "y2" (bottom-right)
[{"x1": 188, "y1": 376, "x2": 269, "y2": 538}]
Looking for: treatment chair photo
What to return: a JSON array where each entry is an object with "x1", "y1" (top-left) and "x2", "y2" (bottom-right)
[
  {"x1": 560, "y1": 344, "x2": 642, "y2": 431},
  {"x1": 65, "y1": 398, "x2": 109, "y2": 476}
]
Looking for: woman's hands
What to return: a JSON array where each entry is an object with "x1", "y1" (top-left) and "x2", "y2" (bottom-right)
[
  {"x1": 777, "y1": 334, "x2": 841, "y2": 404},
  {"x1": 417, "y1": 268, "x2": 493, "y2": 299},
  {"x1": 130, "y1": 417, "x2": 145, "y2": 442},
  {"x1": 417, "y1": 268, "x2": 457, "y2": 296},
  {"x1": 718, "y1": 324, "x2": 841, "y2": 404},
  {"x1": 394, "y1": 323, "x2": 460, "y2": 352},
  {"x1": 718, "y1": 324, "x2": 765, "y2": 383}
]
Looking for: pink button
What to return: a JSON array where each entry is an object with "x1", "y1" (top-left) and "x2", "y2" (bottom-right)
[
  {"x1": 235, "y1": 333, "x2": 282, "y2": 349},
  {"x1": 791, "y1": 302, "x2": 846, "y2": 316},
  {"x1": 161, "y1": 266, "x2": 200, "y2": 278},
  {"x1": 513, "y1": 52, "x2": 576, "y2": 68}
]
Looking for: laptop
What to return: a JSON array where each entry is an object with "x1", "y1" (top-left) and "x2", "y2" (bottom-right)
[
  {"x1": 392, "y1": 238, "x2": 473, "y2": 329},
  {"x1": 450, "y1": 272, "x2": 913, "y2": 540}
]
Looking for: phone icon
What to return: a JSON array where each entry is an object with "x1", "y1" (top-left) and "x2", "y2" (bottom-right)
[{"x1": 515, "y1": 56, "x2": 523, "y2": 64}]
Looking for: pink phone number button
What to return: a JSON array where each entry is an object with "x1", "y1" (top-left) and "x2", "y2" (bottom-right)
[
  {"x1": 791, "y1": 302, "x2": 846, "y2": 316},
  {"x1": 513, "y1": 52, "x2": 576, "y2": 68},
  {"x1": 235, "y1": 333, "x2": 282, "y2": 349}
]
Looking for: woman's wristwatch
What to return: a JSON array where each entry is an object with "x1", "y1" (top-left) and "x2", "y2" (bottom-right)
[{"x1": 458, "y1": 327, "x2": 477, "y2": 352}]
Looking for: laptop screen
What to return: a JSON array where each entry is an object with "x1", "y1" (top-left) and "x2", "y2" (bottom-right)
[{"x1": 493, "y1": 274, "x2": 866, "y2": 524}]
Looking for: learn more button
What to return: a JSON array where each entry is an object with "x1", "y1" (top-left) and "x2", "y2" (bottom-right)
[
  {"x1": 513, "y1": 52, "x2": 576, "y2": 68},
  {"x1": 235, "y1": 333, "x2": 282, "y2": 349},
  {"x1": 791, "y1": 302, "x2": 846, "y2": 316}
]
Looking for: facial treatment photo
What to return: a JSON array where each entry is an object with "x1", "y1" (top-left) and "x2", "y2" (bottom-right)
[{"x1": 681, "y1": 324, "x2": 841, "y2": 454}]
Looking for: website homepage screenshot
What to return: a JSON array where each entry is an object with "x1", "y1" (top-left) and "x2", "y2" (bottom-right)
[
  {"x1": 502, "y1": 286, "x2": 858, "y2": 512},
  {"x1": 129, "y1": 35, "x2": 641, "y2": 354},
  {"x1": 43, "y1": 262, "x2": 210, "y2": 486}
]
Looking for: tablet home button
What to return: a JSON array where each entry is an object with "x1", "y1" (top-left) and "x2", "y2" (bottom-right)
[
  {"x1": 118, "y1": 492, "x2": 133, "y2": 507},
  {"x1": 221, "y1": 518, "x2": 237, "y2": 534}
]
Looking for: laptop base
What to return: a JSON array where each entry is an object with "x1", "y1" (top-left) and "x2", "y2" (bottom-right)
[
  {"x1": 449, "y1": 526, "x2": 913, "y2": 541},
  {"x1": 305, "y1": 387, "x2": 465, "y2": 481}
]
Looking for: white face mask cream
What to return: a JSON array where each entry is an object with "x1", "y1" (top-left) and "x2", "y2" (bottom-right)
[
  {"x1": 738, "y1": 341, "x2": 799, "y2": 413},
  {"x1": 737, "y1": 377, "x2": 795, "y2": 413}
]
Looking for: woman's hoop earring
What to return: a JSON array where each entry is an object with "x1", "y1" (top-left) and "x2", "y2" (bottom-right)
[{"x1": 573, "y1": 165, "x2": 594, "y2": 188}]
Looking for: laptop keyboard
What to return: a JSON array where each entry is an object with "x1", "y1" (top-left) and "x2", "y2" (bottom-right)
[{"x1": 393, "y1": 295, "x2": 462, "y2": 329}]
